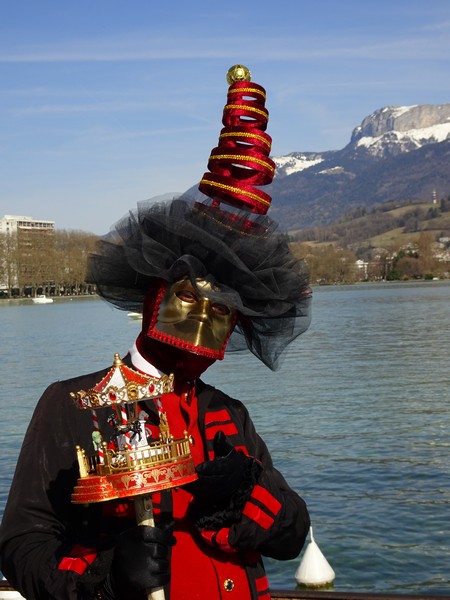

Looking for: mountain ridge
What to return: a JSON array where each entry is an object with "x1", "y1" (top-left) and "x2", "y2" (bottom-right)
[
  {"x1": 187, "y1": 102, "x2": 450, "y2": 233},
  {"x1": 268, "y1": 102, "x2": 450, "y2": 231}
]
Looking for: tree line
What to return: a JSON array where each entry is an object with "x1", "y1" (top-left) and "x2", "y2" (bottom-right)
[
  {"x1": 0, "y1": 229, "x2": 98, "y2": 298},
  {"x1": 1, "y1": 217, "x2": 449, "y2": 298},
  {"x1": 288, "y1": 195, "x2": 450, "y2": 284},
  {"x1": 291, "y1": 230, "x2": 449, "y2": 285}
]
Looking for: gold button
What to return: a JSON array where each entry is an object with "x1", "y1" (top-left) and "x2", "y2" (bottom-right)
[{"x1": 224, "y1": 578, "x2": 234, "y2": 592}]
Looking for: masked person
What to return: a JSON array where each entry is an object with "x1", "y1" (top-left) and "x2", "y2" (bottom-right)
[{"x1": 0, "y1": 66, "x2": 312, "y2": 600}]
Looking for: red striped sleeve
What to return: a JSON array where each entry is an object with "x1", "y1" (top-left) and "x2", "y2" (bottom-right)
[
  {"x1": 200, "y1": 527, "x2": 235, "y2": 553},
  {"x1": 204, "y1": 409, "x2": 238, "y2": 439},
  {"x1": 242, "y1": 502, "x2": 274, "y2": 530},
  {"x1": 205, "y1": 422, "x2": 238, "y2": 440},
  {"x1": 242, "y1": 485, "x2": 282, "y2": 530},
  {"x1": 255, "y1": 575, "x2": 271, "y2": 599},
  {"x1": 204, "y1": 409, "x2": 234, "y2": 425},
  {"x1": 251, "y1": 485, "x2": 281, "y2": 517},
  {"x1": 58, "y1": 545, "x2": 97, "y2": 575}
]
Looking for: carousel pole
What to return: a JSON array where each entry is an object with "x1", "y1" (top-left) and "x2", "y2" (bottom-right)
[
  {"x1": 134, "y1": 495, "x2": 165, "y2": 600},
  {"x1": 90, "y1": 409, "x2": 104, "y2": 464}
]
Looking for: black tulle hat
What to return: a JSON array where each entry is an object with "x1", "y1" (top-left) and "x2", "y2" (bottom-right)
[{"x1": 87, "y1": 66, "x2": 311, "y2": 370}]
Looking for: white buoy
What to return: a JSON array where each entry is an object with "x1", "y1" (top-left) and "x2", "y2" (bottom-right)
[
  {"x1": 0, "y1": 592, "x2": 26, "y2": 600},
  {"x1": 295, "y1": 526, "x2": 335, "y2": 588},
  {"x1": 0, "y1": 581, "x2": 26, "y2": 600}
]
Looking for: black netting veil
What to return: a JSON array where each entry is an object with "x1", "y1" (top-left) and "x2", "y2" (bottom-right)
[{"x1": 87, "y1": 196, "x2": 311, "y2": 370}]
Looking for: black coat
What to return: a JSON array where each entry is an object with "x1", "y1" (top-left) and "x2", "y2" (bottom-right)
[{"x1": 0, "y1": 358, "x2": 310, "y2": 599}]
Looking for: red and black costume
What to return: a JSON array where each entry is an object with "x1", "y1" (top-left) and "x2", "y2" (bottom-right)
[
  {"x1": 0, "y1": 66, "x2": 312, "y2": 599},
  {"x1": 0, "y1": 344, "x2": 309, "y2": 599}
]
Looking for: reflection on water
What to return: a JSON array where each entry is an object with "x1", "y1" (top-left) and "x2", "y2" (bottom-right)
[{"x1": 1, "y1": 282, "x2": 450, "y2": 594}]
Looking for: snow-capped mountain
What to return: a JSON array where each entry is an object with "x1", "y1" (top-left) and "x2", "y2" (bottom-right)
[
  {"x1": 350, "y1": 104, "x2": 450, "y2": 158},
  {"x1": 272, "y1": 153, "x2": 325, "y2": 177},
  {"x1": 274, "y1": 103, "x2": 450, "y2": 177},
  {"x1": 268, "y1": 103, "x2": 450, "y2": 231}
]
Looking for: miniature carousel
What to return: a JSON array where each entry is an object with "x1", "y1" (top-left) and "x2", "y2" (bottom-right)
[
  {"x1": 69, "y1": 353, "x2": 197, "y2": 599},
  {"x1": 70, "y1": 353, "x2": 197, "y2": 505}
]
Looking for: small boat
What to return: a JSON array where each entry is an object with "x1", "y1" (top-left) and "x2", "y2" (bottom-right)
[
  {"x1": 31, "y1": 295, "x2": 54, "y2": 304},
  {"x1": 127, "y1": 312, "x2": 142, "y2": 320}
]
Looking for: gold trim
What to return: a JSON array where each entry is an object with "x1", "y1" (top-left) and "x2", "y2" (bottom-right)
[
  {"x1": 209, "y1": 154, "x2": 274, "y2": 173},
  {"x1": 219, "y1": 130, "x2": 271, "y2": 148},
  {"x1": 229, "y1": 86, "x2": 266, "y2": 99},
  {"x1": 199, "y1": 179, "x2": 271, "y2": 207},
  {"x1": 225, "y1": 103, "x2": 268, "y2": 118},
  {"x1": 224, "y1": 578, "x2": 235, "y2": 592}
]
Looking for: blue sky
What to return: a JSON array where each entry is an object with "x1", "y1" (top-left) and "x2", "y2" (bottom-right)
[{"x1": 1, "y1": 0, "x2": 450, "y2": 233}]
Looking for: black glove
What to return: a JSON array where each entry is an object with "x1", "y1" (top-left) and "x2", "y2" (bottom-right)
[
  {"x1": 191, "y1": 431, "x2": 248, "y2": 508},
  {"x1": 102, "y1": 525, "x2": 175, "y2": 598},
  {"x1": 187, "y1": 431, "x2": 262, "y2": 531}
]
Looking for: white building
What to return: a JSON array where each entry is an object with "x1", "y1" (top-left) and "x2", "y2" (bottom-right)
[
  {"x1": 0, "y1": 215, "x2": 55, "y2": 294},
  {"x1": 0, "y1": 214, "x2": 55, "y2": 234}
]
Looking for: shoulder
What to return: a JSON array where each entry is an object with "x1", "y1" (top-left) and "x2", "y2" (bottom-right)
[
  {"x1": 197, "y1": 381, "x2": 250, "y2": 420},
  {"x1": 43, "y1": 359, "x2": 122, "y2": 397},
  {"x1": 35, "y1": 363, "x2": 116, "y2": 417}
]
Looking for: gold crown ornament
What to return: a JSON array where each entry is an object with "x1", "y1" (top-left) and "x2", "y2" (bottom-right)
[
  {"x1": 226, "y1": 64, "x2": 252, "y2": 85},
  {"x1": 70, "y1": 354, "x2": 197, "y2": 505}
]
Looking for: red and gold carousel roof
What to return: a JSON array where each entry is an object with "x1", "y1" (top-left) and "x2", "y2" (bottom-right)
[{"x1": 70, "y1": 353, "x2": 174, "y2": 410}]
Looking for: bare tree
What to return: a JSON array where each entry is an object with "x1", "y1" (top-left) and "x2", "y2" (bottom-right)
[
  {"x1": 0, "y1": 228, "x2": 98, "y2": 297},
  {"x1": 54, "y1": 230, "x2": 97, "y2": 295},
  {"x1": 0, "y1": 231, "x2": 18, "y2": 296}
]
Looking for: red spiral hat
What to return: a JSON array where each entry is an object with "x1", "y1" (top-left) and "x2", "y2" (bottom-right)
[{"x1": 198, "y1": 65, "x2": 275, "y2": 215}]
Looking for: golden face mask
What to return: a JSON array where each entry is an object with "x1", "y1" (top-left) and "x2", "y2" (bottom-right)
[{"x1": 147, "y1": 278, "x2": 237, "y2": 359}]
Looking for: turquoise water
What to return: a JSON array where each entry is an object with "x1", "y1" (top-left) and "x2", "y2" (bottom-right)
[{"x1": 1, "y1": 281, "x2": 450, "y2": 595}]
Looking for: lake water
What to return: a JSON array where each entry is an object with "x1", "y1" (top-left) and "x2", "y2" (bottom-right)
[{"x1": 1, "y1": 281, "x2": 450, "y2": 595}]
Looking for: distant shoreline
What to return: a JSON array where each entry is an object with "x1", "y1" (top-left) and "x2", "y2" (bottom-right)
[
  {"x1": 1, "y1": 278, "x2": 449, "y2": 307},
  {"x1": 0, "y1": 294, "x2": 100, "y2": 305}
]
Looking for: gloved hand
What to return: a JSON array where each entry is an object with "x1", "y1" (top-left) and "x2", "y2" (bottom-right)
[
  {"x1": 102, "y1": 525, "x2": 175, "y2": 598},
  {"x1": 190, "y1": 431, "x2": 249, "y2": 508},
  {"x1": 187, "y1": 431, "x2": 262, "y2": 530}
]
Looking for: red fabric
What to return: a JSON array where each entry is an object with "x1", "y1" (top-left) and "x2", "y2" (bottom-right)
[
  {"x1": 101, "y1": 501, "x2": 135, "y2": 519},
  {"x1": 156, "y1": 390, "x2": 204, "y2": 465},
  {"x1": 207, "y1": 147, "x2": 275, "y2": 186},
  {"x1": 205, "y1": 409, "x2": 235, "y2": 426},
  {"x1": 198, "y1": 78, "x2": 274, "y2": 216},
  {"x1": 242, "y1": 503, "x2": 274, "y2": 531},
  {"x1": 57, "y1": 545, "x2": 97, "y2": 575},
  {"x1": 199, "y1": 172, "x2": 272, "y2": 214},
  {"x1": 251, "y1": 485, "x2": 281, "y2": 517},
  {"x1": 199, "y1": 528, "x2": 234, "y2": 553},
  {"x1": 152, "y1": 392, "x2": 252, "y2": 598},
  {"x1": 204, "y1": 409, "x2": 239, "y2": 440},
  {"x1": 193, "y1": 202, "x2": 269, "y2": 237},
  {"x1": 171, "y1": 489, "x2": 251, "y2": 600},
  {"x1": 255, "y1": 574, "x2": 271, "y2": 599},
  {"x1": 218, "y1": 126, "x2": 271, "y2": 151},
  {"x1": 255, "y1": 575, "x2": 269, "y2": 592},
  {"x1": 214, "y1": 528, "x2": 234, "y2": 553},
  {"x1": 205, "y1": 421, "x2": 239, "y2": 441},
  {"x1": 226, "y1": 81, "x2": 267, "y2": 104}
]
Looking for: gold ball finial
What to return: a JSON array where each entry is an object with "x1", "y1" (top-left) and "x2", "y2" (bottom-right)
[{"x1": 226, "y1": 64, "x2": 252, "y2": 85}]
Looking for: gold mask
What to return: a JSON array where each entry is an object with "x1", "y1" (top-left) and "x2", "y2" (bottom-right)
[{"x1": 149, "y1": 279, "x2": 236, "y2": 358}]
